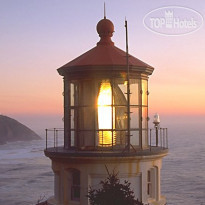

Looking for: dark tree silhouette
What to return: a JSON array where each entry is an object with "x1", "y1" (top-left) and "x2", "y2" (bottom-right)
[{"x1": 87, "y1": 172, "x2": 147, "y2": 205}]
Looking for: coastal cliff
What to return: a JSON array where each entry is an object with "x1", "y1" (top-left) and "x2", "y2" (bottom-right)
[{"x1": 0, "y1": 115, "x2": 41, "y2": 145}]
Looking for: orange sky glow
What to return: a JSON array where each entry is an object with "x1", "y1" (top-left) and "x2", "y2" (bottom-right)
[{"x1": 1, "y1": 0, "x2": 205, "y2": 125}]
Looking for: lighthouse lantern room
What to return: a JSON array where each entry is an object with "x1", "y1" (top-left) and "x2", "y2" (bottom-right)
[{"x1": 45, "y1": 15, "x2": 168, "y2": 205}]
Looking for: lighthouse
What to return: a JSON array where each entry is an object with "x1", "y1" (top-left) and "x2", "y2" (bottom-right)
[{"x1": 44, "y1": 15, "x2": 168, "y2": 205}]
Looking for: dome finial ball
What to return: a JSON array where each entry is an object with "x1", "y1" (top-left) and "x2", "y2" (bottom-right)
[{"x1": 96, "y1": 18, "x2": 114, "y2": 37}]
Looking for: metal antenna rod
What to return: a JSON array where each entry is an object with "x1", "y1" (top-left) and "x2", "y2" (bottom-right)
[
  {"x1": 125, "y1": 18, "x2": 131, "y2": 152},
  {"x1": 104, "y1": 2, "x2": 106, "y2": 19}
]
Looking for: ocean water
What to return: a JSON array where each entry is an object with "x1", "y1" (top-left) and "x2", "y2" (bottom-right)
[
  {"x1": 0, "y1": 140, "x2": 54, "y2": 205},
  {"x1": 161, "y1": 122, "x2": 205, "y2": 205},
  {"x1": 0, "y1": 122, "x2": 205, "y2": 205}
]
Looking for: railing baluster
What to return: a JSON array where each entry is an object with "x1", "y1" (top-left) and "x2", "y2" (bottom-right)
[
  {"x1": 46, "y1": 129, "x2": 48, "y2": 150},
  {"x1": 150, "y1": 129, "x2": 152, "y2": 151},
  {"x1": 56, "y1": 129, "x2": 58, "y2": 151},
  {"x1": 54, "y1": 128, "x2": 56, "y2": 148},
  {"x1": 160, "y1": 128, "x2": 162, "y2": 148},
  {"x1": 163, "y1": 128, "x2": 165, "y2": 149}
]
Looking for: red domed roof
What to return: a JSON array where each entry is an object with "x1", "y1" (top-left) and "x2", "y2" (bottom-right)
[
  {"x1": 58, "y1": 18, "x2": 154, "y2": 75},
  {"x1": 58, "y1": 45, "x2": 153, "y2": 68}
]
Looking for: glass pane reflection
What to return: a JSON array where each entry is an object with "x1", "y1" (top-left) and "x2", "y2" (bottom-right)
[
  {"x1": 130, "y1": 79, "x2": 139, "y2": 105},
  {"x1": 130, "y1": 131, "x2": 139, "y2": 146},
  {"x1": 130, "y1": 107, "x2": 139, "y2": 129},
  {"x1": 142, "y1": 130, "x2": 148, "y2": 147},
  {"x1": 71, "y1": 109, "x2": 75, "y2": 129},
  {"x1": 70, "y1": 83, "x2": 75, "y2": 106},
  {"x1": 142, "y1": 107, "x2": 148, "y2": 129},
  {"x1": 142, "y1": 80, "x2": 148, "y2": 105}
]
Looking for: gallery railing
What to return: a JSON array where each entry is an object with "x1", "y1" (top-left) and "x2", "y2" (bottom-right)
[
  {"x1": 45, "y1": 128, "x2": 168, "y2": 152},
  {"x1": 45, "y1": 128, "x2": 64, "y2": 150},
  {"x1": 149, "y1": 128, "x2": 168, "y2": 151}
]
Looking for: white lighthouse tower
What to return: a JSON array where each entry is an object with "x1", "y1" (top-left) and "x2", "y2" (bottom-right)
[{"x1": 45, "y1": 16, "x2": 168, "y2": 205}]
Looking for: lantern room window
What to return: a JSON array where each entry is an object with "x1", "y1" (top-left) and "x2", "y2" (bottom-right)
[{"x1": 66, "y1": 76, "x2": 148, "y2": 150}]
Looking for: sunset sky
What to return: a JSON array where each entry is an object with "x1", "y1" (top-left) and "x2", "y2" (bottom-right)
[{"x1": 0, "y1": 0, "x2": 205, "y2": 131}]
